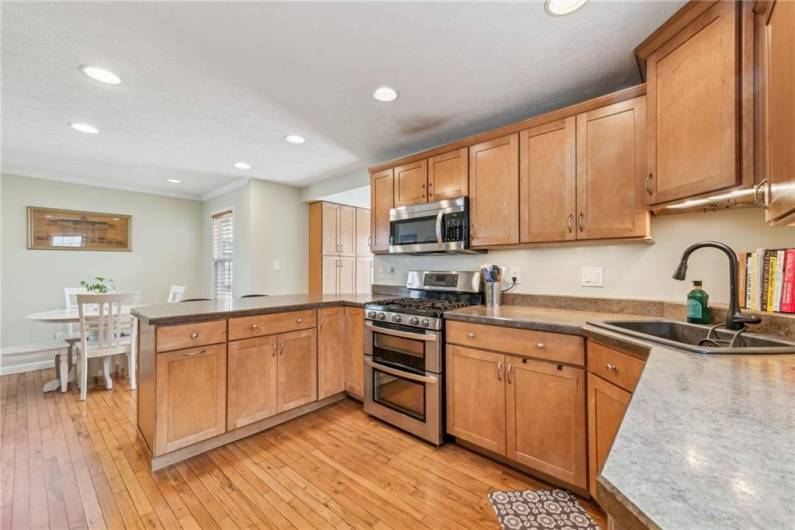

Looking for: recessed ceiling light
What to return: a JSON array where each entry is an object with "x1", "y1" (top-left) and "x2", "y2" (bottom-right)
[
  {"x1": 544, "y1": 0, "x2": 589, "y2": 16},
  {"x1": 372, "y1": 86, "x2": 398, "y2": 102},
  {"x1": 234, "y1": 161, "x2": 251, "y2": 170},
  {"x1": 167, "y1": 178, "x2": 182, "y2": 184},
  {"x1": 80, "y1": 65, "x2": 121, "y2": 85},
  {"x1": 285, "y1": 135, "x2": 305, "y2": 144},
  {"x1": 69, "y1": 122, "x2": 99, "y2": 134}
]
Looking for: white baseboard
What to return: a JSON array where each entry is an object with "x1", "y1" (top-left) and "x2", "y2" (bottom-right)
[{"x1": 1, "y1": 359, "x2": 55, "y2": 376}]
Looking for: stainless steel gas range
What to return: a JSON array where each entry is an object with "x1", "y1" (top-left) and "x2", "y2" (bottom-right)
[{"x1": 363, "y1": 270, "x2": 482, "y2": 445}]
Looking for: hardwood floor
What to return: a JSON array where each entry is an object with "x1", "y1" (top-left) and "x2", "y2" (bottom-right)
[{"x1": 0, "y1": 369, "x2": 606, "y2": 529}]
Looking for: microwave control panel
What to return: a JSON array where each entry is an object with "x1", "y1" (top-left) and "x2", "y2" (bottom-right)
[{"x1": 442, "y1": 212, "x2": 466, "y2": 242}]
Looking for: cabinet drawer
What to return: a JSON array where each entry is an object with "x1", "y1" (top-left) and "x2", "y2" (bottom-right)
[
  {"x1": 446, "y1": 321, "x2": 584, "y2": 366},
  {"x1": 229, "y1": 309, "x2": 316, "y2": 341},
  {"x1": 587, "y1": 341, "x2": 645, "y2": 392},
  {"x1": 156, "y1": 320, "x2": 227, "y2": 353}
]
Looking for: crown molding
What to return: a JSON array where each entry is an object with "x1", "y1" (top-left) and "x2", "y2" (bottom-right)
[{"x1": 201, "y1": 178, "x2": 250, "y2": 201}]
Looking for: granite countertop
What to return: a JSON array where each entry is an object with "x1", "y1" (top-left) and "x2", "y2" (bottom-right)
[
  {"x1": 446, "y1": 304, "x2": 795, "y2": 529},
  {"x1": 131, "y1": 293, "x2": 380, "y2": 325}
]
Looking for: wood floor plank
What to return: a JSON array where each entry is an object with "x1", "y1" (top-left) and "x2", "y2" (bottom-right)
[{"x1": 0, "y1": 370, "x2": 607, "y2": 529}]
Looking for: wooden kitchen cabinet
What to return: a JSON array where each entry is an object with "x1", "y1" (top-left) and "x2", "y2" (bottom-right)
[
  {"x1": 394, "y1": 160, "x2": 428, "y2": 207},
  {"x1": 757, "y1": 0, "x2": 795, "y2": 225},
  {"x1": 446, "y1": 345, "x2": 506, "y2": 455},
  {"x1": 155, "y1": 344, "x2": 227, "y2": 455},
  {"x1": 520, "y1": 118, "x2": 577, "y2": 243},
  {"x1": 576, "y1": 97, "x2": 649, "y2": 240},
  {"x1": 370, "y1": 168, "x2": 394, "y2": 252},
  {"x1": 428, "y1": 148, "x2": 468, "y2": 201},
  {"x1": 469, "y1": 133, "x2": 520, "y2": 247},
  {"x1": 227, "y1": 337, "x2": 278, "y2": 430},
  {"x1": 343, "y1": 307, "x2": 364, "y2": 399},
  {"x1": 644, "y1": 1, "x2": 743, "y2": 205},
  {"x1": 506, "y1": 357, "x2": 587, "y2": 489},
  {"x1": 318, "y1": 307, "x2": 346, "y2": 399},
  {"x1": 320, "y1": 202, "x2": 355, "y2": 256},
  {"x1": 276, "y1": 328, "x2": 318, "y2": 413},
  {"x1": 310, "y1": 202, "x2": 370, "y2": 294},
  {"x1": 587, "y1": 373, "x2": 631, "y2": 497}
]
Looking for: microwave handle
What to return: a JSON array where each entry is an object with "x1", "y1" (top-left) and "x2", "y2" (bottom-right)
[
  {"x1": 365, "y1": 358, "x2": 439, "y2": 384},
  {"x1": 435, "y1": 210, "x2": 444, "y2": 245}
]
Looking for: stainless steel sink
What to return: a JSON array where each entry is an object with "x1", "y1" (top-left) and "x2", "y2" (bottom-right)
[{"x1": 588, "y1": 319, "x2": 795, "y2": 354}]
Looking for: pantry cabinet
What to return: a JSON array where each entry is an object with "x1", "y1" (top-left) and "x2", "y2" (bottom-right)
[
  {"x1": 576, "y1": 97, "x2": 649, "y2": 240},
  {"x1": 370, "y1": 169, "x2": 394, "y2": 252},
  {"x1": 756, "y1": 0, "x2": 795, "y2": 226},
  {"x1": 394, "y1": 160, "x2": 428, "y2": 207},
  {"x1": 309, "y1": 202, "x2": 370, "y2": 294},
  {"x1": 469, "y1": 134, "x2": 520, "y2": 247},
  {"x1": 321, "y1": 202, "x2": 355, "y2": 256},
  {"x1": 643, "y1": 1, "x2": 744, "y2": 205},
  {"x1": 428, "y1": 148, "x2": 468, "y2": 201}
]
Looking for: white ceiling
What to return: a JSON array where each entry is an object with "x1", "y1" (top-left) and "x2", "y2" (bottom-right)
[{"x1": 1, "y1": 1, "x2": 685, "y2": 200}]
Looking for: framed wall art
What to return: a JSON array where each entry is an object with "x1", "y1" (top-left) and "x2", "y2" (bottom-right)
[{"x1": 27, "y1": 207, "x2": 132, "y2": 251}]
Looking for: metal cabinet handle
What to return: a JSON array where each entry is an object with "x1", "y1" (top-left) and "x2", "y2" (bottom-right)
[
  {"x1": 470, "y1": 224, "x2": 475, "y2": 237},
  {"x1": 296, "y1": 317, "x2": 303, "y2": 324},
  {"x1": 606, "y1": 363, "x2": 618, "y2": 373},
  {"x1": 496, "y1": 361, "x2": 503, "y2": 381},
  {"x1": 190, "y1": 332, "x2": 199, "y2": 339},
  {"x1": 367, "y1": 236, "x2": 372, "y2": 248},
  {"x1": 536, "y1": 342, "x2": 545, "y2": 349},
  {"x1": 184, "y1": 349, "x2": 206, "y2": 357},
  {"x1": 251, "y1": 323, "x2": 259, "y2": 330},
  {"x1": 467, "y1": 332, "x2": 476, "y2": 339},
  {"x1": 279, "y1": 340, "x2": 285, "y2": 355},
  {"x1": 754, "y1": 178, "x2": 769, "y2": 206},
  {"x1": 567, "y1": 214, "x2": 574, "y2": 233},
  {"x1": 645, "y1": 173, "x2": 654, "y2": 195},
  {"x1": 272, "y1": 342, "x2": 278, "y2": 357},
  {"x1": 506, "y1": 364, "x2": 513, "y2": 384},
  {"x1": 578, "y1": 212, "x2": 585, "y2": 232}
]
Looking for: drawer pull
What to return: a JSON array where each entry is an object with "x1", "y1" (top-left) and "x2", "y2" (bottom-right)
[
  {"x1": 496, "y1": 361, "x2": 503, "y2": 381},
  {"x1": 251, "y1": 323, "x2": 259, "y2": 330},
  {"x1": 506, "y1": 364, "x2": 513, "y2": 384},
  {"x1": 184, "y1": 349, "x2": 206, "y2": 357},
  {"x1": 606, "y1": 363, "x2": 618, "y2": 373},
  {"x1": 536, "y1": 342, "x2": 545, "y2": 349},
  {"x1": 296, "y1": 317, "x2": 304, "y2": 324},
  {"x1": 467, "y1": 332, "x2": 476, "y2": 338},
  {"x1": 190, "y1": 332, "x2": 199, "y2": 339}
]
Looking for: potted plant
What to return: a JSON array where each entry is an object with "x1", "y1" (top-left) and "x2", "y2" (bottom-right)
[{"x1": 80, "y1": 276, "x2": 116, "y2": 293}]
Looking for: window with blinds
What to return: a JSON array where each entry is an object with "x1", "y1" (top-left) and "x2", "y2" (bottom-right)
[{"x1": 211, "y1": 210, "x2": 233, "y2": 299}]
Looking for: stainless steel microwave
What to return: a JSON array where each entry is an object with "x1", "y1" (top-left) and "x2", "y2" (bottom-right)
[{"x1": 388, "y1": 197, "x2": 481, "y2": 254}]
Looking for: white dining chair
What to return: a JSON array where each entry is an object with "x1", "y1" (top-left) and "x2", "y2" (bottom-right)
[
  {"x1": 167, "y1": 284, "x2": 186, "y2": 303},
  {"x1": 75, "y1": 292, "x2": 139, "y2": 400}
]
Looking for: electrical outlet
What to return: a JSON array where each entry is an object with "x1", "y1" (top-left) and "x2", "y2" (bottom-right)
[
  {"x1": 273, "y1": 260, "x2": 280, "y2": 272},
  {"x1": 510, "y1": 267, "x2": 521, "y2": 284},
  {"x1": 581, "y1": 266, "x2": 604, "y2": 287}
]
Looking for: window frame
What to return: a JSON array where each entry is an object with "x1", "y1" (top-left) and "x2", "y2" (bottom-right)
[{"x1": 210, "y1": 208, "x2": 234, "y2": 300}]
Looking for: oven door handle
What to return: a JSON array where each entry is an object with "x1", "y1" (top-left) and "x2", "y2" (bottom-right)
[
  {"x1": 365, "y1": 358, "x2": 439, "y2": 384},
  {"x1": 364, "y1": 321, "x2": 438, "y2": 341},
  {"x1": 435, "y1": 209, "x2": 444, "y2": 245}
]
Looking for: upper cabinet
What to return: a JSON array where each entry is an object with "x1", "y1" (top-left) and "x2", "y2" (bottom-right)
[
  {"x1": 320, "y1": 202, "x2": 355, "y2": 256},
  {"x1": 428, "y1": 148, "x2": 469, "y2": 201},
  {"x1": 309, "y1": 202, "x2": 371, "y2": 295},
  {"x1": 576, "y1": 97, "x2": 649, "y2": 240},
  {"x1": 757, "y1": 0, "x2": 795, "y2": 226},
  {"x1": 370, "y1": 168, "x2": 394, "y2": 252},
  {"x1": 642, "y1": 1, "x2": 751, "y2": 205},
  {"x1": 469, "y1": 134, "x2": 520, "y2": 247},
  {"x1": 394, "y1": 160, "x2": 428, "y2": 207}
]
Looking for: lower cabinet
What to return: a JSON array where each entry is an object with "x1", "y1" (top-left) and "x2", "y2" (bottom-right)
[
  {"x1": 227, "y1": 337, "x2": 278, "y2": 430},
  {"x1": 155, "y1": 344, "x2": 227, "y2": 455},
  {"x1": 343, "y1": 307, "x2": 365, "y2": 399},
  {"x1": 318, "y1": 307, "x2": 346, "y2": 399},
  {"x1": 587, "y1": 373, "x2": 631, "y2": 497},
  {"x1": 276, "y1": 328, "x2": 318, "y2": 412}
]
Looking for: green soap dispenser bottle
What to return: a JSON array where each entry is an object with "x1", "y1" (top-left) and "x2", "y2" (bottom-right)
[{"x1": 686, "y1": 280, "x2": 710, "y2": 324}]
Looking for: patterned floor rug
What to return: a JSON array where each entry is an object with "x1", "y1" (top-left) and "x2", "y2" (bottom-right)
[{"x1": 488, "y1": 489, "x2": 600, "y2": 530}]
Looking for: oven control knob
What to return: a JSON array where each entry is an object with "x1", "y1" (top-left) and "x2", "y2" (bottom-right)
[
  {"x1": 377, "y1": 312, "x2": 386, "y2": 320},
  {"x1": 391, "y1": 314, "x2": 401, "y2": 323},
  {"x1": 421, "y1": 318, "x2": 430, "y2": 327},
  {"x1": 366, "y1": 311, "x2": 377, "y2": 319},
  {"x1": 409, "y1": 316, "x2": 420, "y2": 326}
]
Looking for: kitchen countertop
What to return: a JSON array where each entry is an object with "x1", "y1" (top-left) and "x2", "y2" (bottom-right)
[
  {"x1": 131, "y1": 293, "x2": 380, "y2": 325},
  {"x1": 447, "y1": 304, "x2": 795, "y2": 530}
]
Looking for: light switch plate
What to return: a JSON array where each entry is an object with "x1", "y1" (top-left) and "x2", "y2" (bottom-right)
[{"x1": 581, "y1": 266, "x2": 604, "y2": 287}]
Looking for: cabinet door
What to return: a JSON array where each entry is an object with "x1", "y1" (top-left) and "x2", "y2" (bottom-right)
[
  {"x1": 318, "y1": 307, "x2": 346, "y2": 399},
  {"x1": 322, "y1": 256, "x2": 339, "y2": 295},
  {"x1": 338, "y1": 256, "x2": 355, "y2": 294},
  {"x1": 343, "y1": 307, "x2": 364, "y2": 399},
  {"x1": 370, "y1": 169, "x2": 394, "y2": 252},
  {"x1": 587, "y1": 373, "x2": 631, "y2": 497},
  {"x1": 428, "y1": 148, "x2": 468, "y2": 201},
  {"x1": 355, "y1": 256, "x2": 372, "y2": 295},
  {"x1": 394, "y1": 160, "x2": 428, "y2": 207},
  {"x1": 227, "y1": 337, "x2": 278, "y2": 430},
  {"x1": 155, "y1": 344, "x2": 226, "y2": 455},
  {"x1": 506, "y1": 358, "x2": 587, "y2": 489},
  {"x1": 277, "y1": 329, "x2": 318, "y2": 413},
  {"x1": 520, "y1": 118, "x2": 577, "y2": 243},
  {"x1": 321, "y1": 202, "x2": 339, "y2": 255},
  {"x1": 338, "y1": 205, "x2": 356, "y2": 256},
  {"x1": 469, "y1": 134, "x2": 520, "y2": 247},
  {"x1": 760, "y1": 0, "x2": 795, "y2": 224},
  {"x1": 446, "y1": 345, "x2": 506, "y2": 455},
  {"x1": 576, "y1": 97, "x2": 649, "y2": 240},
  {"x1": 646, "y1": 1, "x2": 740, "y2": 204},
  {"x1": 355, "y1": 208, "x2": 371, "y2": 256}
]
